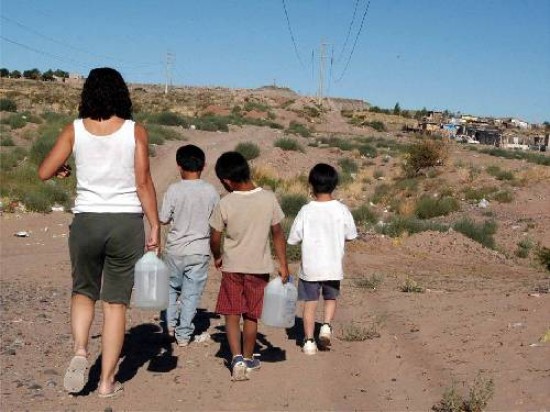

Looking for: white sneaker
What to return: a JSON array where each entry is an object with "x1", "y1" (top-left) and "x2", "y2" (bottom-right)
[
  {"x1": 302, "y1": 339, "x2": 318, "y2": 355},
  {"x1": 319, "y1": 323, "x2": 332, "y2": 348}
]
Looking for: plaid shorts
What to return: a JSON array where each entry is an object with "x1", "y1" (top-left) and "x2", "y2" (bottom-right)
[{"x1": 215, "y1": 272, "x2": 269, "y2": 319}]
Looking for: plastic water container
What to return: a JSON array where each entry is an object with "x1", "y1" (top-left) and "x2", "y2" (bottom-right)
[
  {"x1": 133, "y1": 252, "x2": 170, "y2": 310},
  {"x1": 261, "y1": 276, "x2": 298, "y2": 328}
]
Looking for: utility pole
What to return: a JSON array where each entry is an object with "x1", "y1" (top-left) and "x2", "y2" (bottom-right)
[
  {"x1": 317, "y1": 41, "x2": 329, "y2": 106},
  {"x1": 164, "y1": 52, "x2": 174, "y2": 95}
]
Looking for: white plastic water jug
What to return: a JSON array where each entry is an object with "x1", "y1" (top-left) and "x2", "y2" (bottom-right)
[
  {"x1": 261, "y1": 276, "x2": 298, "y2": 328},
  {"x1": 133, "y1": 252, "x2": 170, "y2": 310}
]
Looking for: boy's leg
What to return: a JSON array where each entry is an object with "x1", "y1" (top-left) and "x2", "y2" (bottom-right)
[
  {"x1": 175, "y1": 254, "x2": 209, "y2": 344},
  {"x1": 164, "y1": 254, "x2": 184, "y2": 336},
  {"x1": 242, "y1": 316, "x2": 258, "y2": 359},
  {"x1": 323, "y1": 299, "x2": 337, "y2": 325},
  {"x1": 225, "y1": 314, "x2": 242, "y2": 357},
  {"x1": 302, "y1": 300, "x2": 318, "y2": 339}
]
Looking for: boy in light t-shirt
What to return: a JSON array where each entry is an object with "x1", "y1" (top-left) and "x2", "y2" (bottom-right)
[{"x1": 287, "y1": 163, "x2": 357, "y2": 355}]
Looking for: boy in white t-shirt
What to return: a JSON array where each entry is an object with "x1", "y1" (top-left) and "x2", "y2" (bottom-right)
[{"x1": 287, "y1": 163, "x2": 357, "y2": 355}]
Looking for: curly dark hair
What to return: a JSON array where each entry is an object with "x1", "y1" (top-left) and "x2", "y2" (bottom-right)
[{"x1": 78, "y1": 67, "x2": 133, "y2": 120}]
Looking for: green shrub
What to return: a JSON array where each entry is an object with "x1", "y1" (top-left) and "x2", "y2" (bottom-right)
[
  {"x1": 492, "y1": 189, "x2": 514, "y2": 203},
  {"x1": 147, "y1": 124, "x2": 186, "y2": 143},
  {"x1": 235, "y1": 141, "x2": 260, "y2": 160},
  {"x1": 280, "y1": 217, "x2": 301, "y2": 262},
  {"x1": 0, "y1": 113, "x2": 27, "y2": 129},
  {"x1": 358, "y1": 143, "x2": 377, "y2": 158},
  {"x1": 403, "y1": 139, "x2": 448, "y2": 177},
  {"x1": 463, "y1": 186, "x2": 498, "y2": 202},
  {"x1": 433, "y1": 374, "x2": 494, "y2": 412},
  {"x1": 0, "y1": 136, "x2": 15, "y2": 146},
  {"x1": 515, "y1": 238, "x2": 534, "y2": 258},
  {"x1": 373, "y1": 169, "x2": 384, "y2": 179},
  {"x1": 0, "y1": 147, "x2": 27, "y2": 171},
  {"x1": 481, "y1": 147, "x2": 550, "y2": 166},
  {"x1": 415, "y1": 196, "x2": 460, "y2": 219},
  {"x1": 338, "y1": 158, "x2": 358, "y2": 174},
  {"x1": 535, "y1": 246, "x2": 550, "y2": 272},
  {"x1": 286, "y1": 121, "x2": 311, "y2": 137},
  {"x1": 366, "y1": 120, "x2": 386, "y2": 132},
  {"x1": 0, "y1": 98, "x2": 17, "y2": 112},
  {"x1": 279, "y1": 193, "x2": 308, "y2": 217},
  {"x1": 352, "y1": 204, "x2": 379, "y2": 226},
  {"x1": 371, "y1": 183, "x2": 393, "y2": 205},
  {"x1": 147, "y1": 111, "x2": 190, "y2": 127},
  {"x1": 339, "y1": 322, "x2": 380, "y2": 341},
  {"x1": 452, "y1": 218, "x2": 496, "y2": 249},
  {"x1": 274, "y1": 137, "x2": 304, "y2": 152},
  {"x1": 376, "y1": 216, "x2": 448, "y2": 237},
  {"x1": 400, "y1": 277, "x2": 424, "y2": 293},
  {"x1": 243, "y1": 101, "x2": 270, "y2": 112},
  {"x1": 353, "y1": 273, "x2": 384, "y2": 290}
]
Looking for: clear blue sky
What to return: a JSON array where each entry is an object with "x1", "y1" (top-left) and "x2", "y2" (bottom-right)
[{"x1": 1, "y1": 0, "x2": 549, "y2": 123}]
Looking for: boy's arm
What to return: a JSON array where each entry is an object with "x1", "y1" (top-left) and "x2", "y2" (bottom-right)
[
  {"x1": 271, "y1": 223, "x2": 289, "y2": 282},
  {"x1": 210, "y1": 228, "x2": 223, "y2": 269}
]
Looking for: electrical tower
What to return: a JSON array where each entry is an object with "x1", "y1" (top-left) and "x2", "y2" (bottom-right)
[
  {"x1": 164, "y1": 52, "x2": 174, "y2": 94},
  {"x1": 317, "y1": 42, "x2": 330, "y2": 106}
]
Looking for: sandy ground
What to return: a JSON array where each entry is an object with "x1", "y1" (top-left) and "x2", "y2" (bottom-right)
[{"x1": 1, "y1": 125, "x2": 550, "y2": 411}]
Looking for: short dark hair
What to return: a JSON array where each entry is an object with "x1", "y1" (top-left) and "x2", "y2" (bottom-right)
[
  {"x1": 176, "y1": 144, "x2": 205, "y2": 172},
  {"x1": 78, "y1": 67, "x2": 132, "y2": 120},
  {"x1": 215, "y1": 151, "x2": 250, "y2": 183},
  {"x1": 309, "y1": 163, "x2": 338, "y2": 194}
]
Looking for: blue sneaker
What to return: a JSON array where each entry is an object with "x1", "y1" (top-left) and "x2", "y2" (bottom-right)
[
  {"x1": 230, "y1": 355, "x2": 249, "y2": 381},
  {"x1": 244, "y1": 354, "x2": 261, "y2": 371}
]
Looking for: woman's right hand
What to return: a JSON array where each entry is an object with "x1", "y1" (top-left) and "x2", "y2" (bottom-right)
[{"x1": 146, "y1": 225, "x2": 161, "y2": 253}]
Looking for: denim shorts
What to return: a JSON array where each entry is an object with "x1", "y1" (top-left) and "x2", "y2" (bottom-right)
[
  {"x1": 298, "y1": 279, "x2": 341, "y2": 301},
  {"x1": 69, "y1": 213, "x2": 145, "y2": 304}
]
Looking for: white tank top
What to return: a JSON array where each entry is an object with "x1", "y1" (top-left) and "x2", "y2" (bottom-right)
[{"x1": 72, "y1": 119, "x2": 143, "y2": 213}]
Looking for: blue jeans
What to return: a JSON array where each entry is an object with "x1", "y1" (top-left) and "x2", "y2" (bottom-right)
[{"x1": 164, "y1": 253, "x2": 210, "y2": 342}]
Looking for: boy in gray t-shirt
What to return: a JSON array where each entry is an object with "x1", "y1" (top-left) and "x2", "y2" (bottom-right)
[{"x1": 160, "y1": 144, "x2": 219, "y2": 346}]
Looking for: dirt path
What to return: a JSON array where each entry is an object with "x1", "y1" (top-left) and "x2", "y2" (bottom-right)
[{"x1": 1, "y1": 128, "x2": 550, "y2": 410}]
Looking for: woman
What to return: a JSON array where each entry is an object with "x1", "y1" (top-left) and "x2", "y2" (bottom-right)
[{"x1": 38, "y1": 67, "x2": 160, "y2": 397}]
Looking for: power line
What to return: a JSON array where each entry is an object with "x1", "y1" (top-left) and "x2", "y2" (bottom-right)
[
  {"x1": 335, "y1": 0, "x2": 371, "y2": 83},
  {"x1": 1, "y1": 14, "x2": 157, "y2": 68},
  {"x1": 0, "y1": 35, "x2": 91, "y2": 68},
  {"x1": 335, "y1": 0, "x2": 361, "y2": 65},
  {"x1": 281, "y1": 0, "x2": 305, "y2": 68}
]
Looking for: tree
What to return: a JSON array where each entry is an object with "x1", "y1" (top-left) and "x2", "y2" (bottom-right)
[
  {"x1": 53, "y1": 69, "x2": 69, "y2": 78},
  {"x1": 0, "y1": 68, "x2": 9, "y2": 77},
  {"x1": 393, "y1": 102, "x2": 401, "y2": 115},
  {"x1": 42, "y1": 69, "x2": 55, "y2": 81},
  {"x1": 10, "y1": 70, "x2": 21, "y2": 78},
  {"x1": 23, "y1": 68, "x2": 41, "y2": 80}
]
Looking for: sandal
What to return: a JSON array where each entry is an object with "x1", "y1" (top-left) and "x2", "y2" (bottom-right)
[
  {"x1": 98, "y1": 381, "x2": 124, "y2": 398},
  {"x1": 63, "y1": 355, "x2": 88, "y2": 393}
]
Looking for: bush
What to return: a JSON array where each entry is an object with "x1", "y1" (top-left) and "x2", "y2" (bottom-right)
[
  {"x1": 147, "y1": 111, "x2": 189, "y2": 127},
  {"x1": 366, "y1": 120, "x2": 386, "y2": 132},
  {"x1": 403, "y1": 139, "x2": 448, "y2": 177},
  {"x1": 492, "y1": 189, "x2": 514, "y2": 203},
  {"x1": 415, "y1": 196, "x2": 460, "y2": 219},
  {"x1": 274, "y1": 137, "x2": 304, "y2": 152},
  {"x1": 338, "y1": 158, "x2": 358, "y2": 174},
  {"x1": 352, "y1": 204, "x2": 379, "y2": 227},
  {"x1": 452, "y1": 218, "x2": 496, "y2": 249},
  {"x1": 235, "y1": 141, "x2": 260, "y2": 160},
  {"x1": 286, "y1": 121, "x2": 311, "y2": 137},
  {"x1": 536, "y1": 246, "x2": 550, "y2": 272},
  {"x1": 515, "y1": 238, "x2": 534, "y2": 258},
  {"x1": 359, "y1": 144, "x2": 377, "y2": 158},
  {"x1": 481, "y1": 147, "x2": 550, "y2": 166},
  {"x1": 376, "y1": 216, "x2": 448, "y2": 237},
  {"x1": 280, "y1": 217, "x2": 301, "y2": 262},
  {"x1": 0, "y1": 147, "x2": 27, "y2": 171},
  {"x1": 0, "y1": 136, "x2": 15, "y2": 146},
  {"x1": 279, "y1": 193, "x2": 308, "y2": 217},
  {"x1": 0, "y1": 98, "x2": 17, "y2": 112}
]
